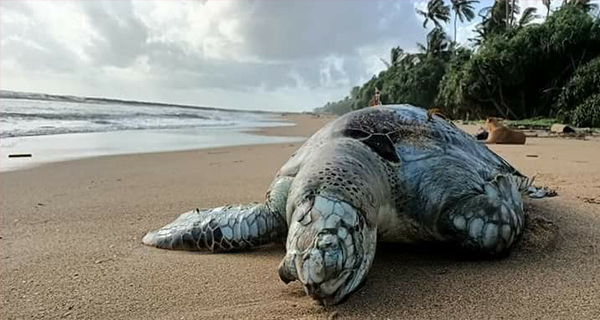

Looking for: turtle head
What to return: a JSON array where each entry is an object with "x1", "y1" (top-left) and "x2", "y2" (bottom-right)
[{"x1": 278, "y1": 195, "x2": 377, "y2": 305}]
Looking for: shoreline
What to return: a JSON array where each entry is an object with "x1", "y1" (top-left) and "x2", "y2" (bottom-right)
[
  {"x1": 1, "y1": 114, "x2": 599, "y2": 319},
  {"x1": 0, "y1": 114, "x2": 332, "y2": 173}
]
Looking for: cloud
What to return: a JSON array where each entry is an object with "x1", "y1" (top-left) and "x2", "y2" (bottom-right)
[
  {"x1": 1, "y1": 0, "x2": 431, "y2": 111},
  {"x1": 81, "y1": 1, "x2": 148, "y2": 67}
]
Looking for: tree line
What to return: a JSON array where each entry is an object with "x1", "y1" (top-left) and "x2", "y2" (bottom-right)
[{"x1": 315, "y1": 0, "x2": 600, "y2": 127}]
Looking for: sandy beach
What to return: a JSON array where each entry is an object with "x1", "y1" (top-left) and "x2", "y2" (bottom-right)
[{"x1": 1, "y1": 114, "x2": 599, "y2": 319}]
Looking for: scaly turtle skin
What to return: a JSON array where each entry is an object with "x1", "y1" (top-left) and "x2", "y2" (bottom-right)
[{"x1": 143, "y1": 105, "x2": 530, "y2": 305}]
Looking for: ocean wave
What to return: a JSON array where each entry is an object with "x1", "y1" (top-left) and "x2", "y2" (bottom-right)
[
  {"x1": 0, "y1": 111, "x2": 211, "y2": 121},
  {"x1": 0, "y1": 98, "x2": 282, "y2": 138},
  {"x1": 0, "y1": 122, "x2": 245, "y2": 139}
]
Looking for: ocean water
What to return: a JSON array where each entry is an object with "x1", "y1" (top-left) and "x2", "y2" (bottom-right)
[
  {"x1": 0, "y1": 97, "x2": 301, "y2": 171},
  {"x1": 0, "y1": 98, "x2": 285, "y2": 138}
]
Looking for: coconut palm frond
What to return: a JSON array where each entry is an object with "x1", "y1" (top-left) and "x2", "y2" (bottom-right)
[{"x1": 519, "y1": 7, "x2": 539, "y2": 27}]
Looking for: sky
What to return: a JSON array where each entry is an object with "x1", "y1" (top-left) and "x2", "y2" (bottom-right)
[{"x1": 0, "y1": 0, "x2": 566, "y2": 112}]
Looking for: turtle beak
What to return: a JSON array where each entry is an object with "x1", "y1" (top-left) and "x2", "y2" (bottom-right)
[
  {"x1": 278, "y1": 240, "x2": 354, "y2": 306},
  {"x1": 303, "y1": 270, "x2": 353, "y2": 306}
]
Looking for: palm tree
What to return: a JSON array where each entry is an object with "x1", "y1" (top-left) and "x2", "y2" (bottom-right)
[
  {"x1": 542, "y1": 0, "x2": 552, "y2": 19},
  {"x1": 391, "y1": 47, "x2": 403, "y2": 65},
  {"x1": 380, "y1": 47, "x2": 406, "y2": 69},
  {"x1": 509, "y1": 0, "x2": 519, "y2": 27},
  {"x1": 518, "y1": 7, "x2": 539, "y2": 27},
  {"x1": 480, "y1": 1, "x2": 513, "y2": 31},
  {"x1": 450, "y1": 0, "x2": 479, "y2": 44},
  {"x1": 418, "y1": 27, "x2": 451, "y2": 56},
  {"x1": 416, "y1": 0, "x2": 451, "y2": 29},
  {"x1": 472, "y1": 0, "x2": 538, "y2": 43},
  {"x1": 473, "y1": 0, "x2": 513, "y2": 42}
]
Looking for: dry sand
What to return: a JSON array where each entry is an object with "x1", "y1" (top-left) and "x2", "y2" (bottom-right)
[{"x1": 1, "y1": 114, "x2": 599, "y2": 319}]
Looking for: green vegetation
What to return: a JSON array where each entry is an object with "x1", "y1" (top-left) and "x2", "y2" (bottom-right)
[
  {"x1": 316, "y1": 0, "x2": 600, "y2": 127},
  {"x1": 572, "y1": 93, "x2": 600, "y2": 127},
  {"x1": 555, "y1": 56, "x2": 600, "y2": 124},
  {"x1": 460, "y1": 118, "x2": 556, "y2": 128},
  {"x1": 504, "y1": 118, "x2": 557, "y2": 129}
]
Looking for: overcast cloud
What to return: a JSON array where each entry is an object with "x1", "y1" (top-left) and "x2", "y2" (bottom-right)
[{"x1": 0, "y1": 0, "x2": 557, "y2": 111}]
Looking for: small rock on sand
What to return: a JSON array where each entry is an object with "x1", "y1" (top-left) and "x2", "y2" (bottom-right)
[{"x1": 550, "y1": 124, "x2": 576, "y2": 133}]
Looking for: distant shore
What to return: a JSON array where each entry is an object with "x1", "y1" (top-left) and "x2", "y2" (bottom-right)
[
  {"x1": 0, "y1": 90, "x2": 304, "y2": 114},
  {"x1": 1, "y1": 114, "x2": 599, "y2": 319}
]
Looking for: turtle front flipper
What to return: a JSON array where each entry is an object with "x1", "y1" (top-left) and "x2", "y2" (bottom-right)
[
  {"x1": 143, "y1": 176, "x2": 293, "y2": 252},
  {"x1": 142, "y1": 203, "x2": 287, "y2": 252}
]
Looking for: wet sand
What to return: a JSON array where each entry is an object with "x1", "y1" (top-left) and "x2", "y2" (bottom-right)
[{"x1": 1, "y1": 114, "x2": 599, "y2": 319}]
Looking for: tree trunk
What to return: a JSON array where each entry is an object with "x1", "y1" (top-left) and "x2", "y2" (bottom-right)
[
  {"x1": 512, "y1": 0, "x2": 516, "y2": 26},
  {"x1": 520, "y1": 89, "x2": 526, "y2": 118},
  {"x1": 498, "y1": 85, "x2": 518, "y2": 119},
  {"x1": 505, "y1": 0, "x2": 509, "y2": 29},
  {"x1": 454, "y1": 11, "x2": 458, "y2": 45},
  {"x1": 491, "y1": 99, "x2": 508, "y2": 119}
]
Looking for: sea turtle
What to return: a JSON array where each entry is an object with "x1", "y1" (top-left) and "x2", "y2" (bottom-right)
[{"x1": 142, "y1": 105, "x2": 532, "y2": 305}]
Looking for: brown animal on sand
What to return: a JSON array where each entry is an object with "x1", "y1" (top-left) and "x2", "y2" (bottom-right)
[{"x1": 484, "y1": 117, "x2": 526, "y2": 144}]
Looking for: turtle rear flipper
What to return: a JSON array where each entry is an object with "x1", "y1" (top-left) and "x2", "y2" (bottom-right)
[
  {"x1": 142, "y1": 203, "x2": 286, "y2": 252},
  {"x1": 443, "y1": 174, "x2": 525, "y2": 256}
]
